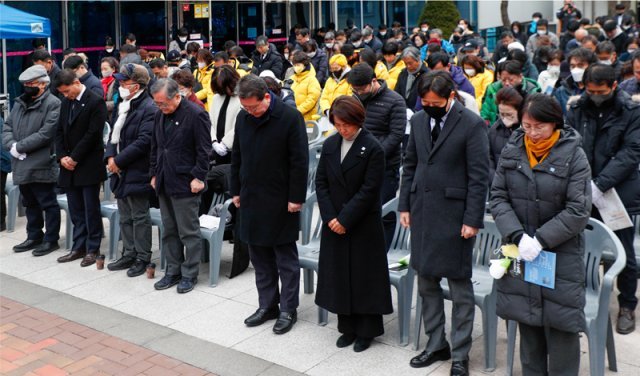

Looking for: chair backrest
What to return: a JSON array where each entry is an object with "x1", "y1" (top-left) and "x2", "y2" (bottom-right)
[
  {"x1": 583, "y1": 218, "x2": 626, "y2": 293},
  {"x1": 300, "y1": 191, "x2": 323, "y2": 245},
  {"x1": 307, "y1": 143, "x2": 323, "y2": 193},
  {"x1": 206, "y1": 192, "x2": 226, "y2": 216},
  {"x1": 472, "y1": 219, "x2": 503, "y2": 267},
  {"x1": 103, "y1": 122, "x2": 111, "y2": 148},
  {"x1": 382, "y1": 198, "x2": 411, "y2": 261},
  {"x1": 306, "y1": 120, "x2": 321, "y2": 144}
]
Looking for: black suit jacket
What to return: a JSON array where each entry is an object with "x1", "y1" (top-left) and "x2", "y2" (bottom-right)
[{"x1": 56, "y1": 86, "x2": 107, "y2": 187}]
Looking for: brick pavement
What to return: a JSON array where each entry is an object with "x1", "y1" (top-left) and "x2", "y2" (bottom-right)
[{"x1": 0, "y1": 297, "x2": 216, "y2": 376}]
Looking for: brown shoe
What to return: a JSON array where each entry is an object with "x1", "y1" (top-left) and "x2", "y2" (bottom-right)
[
  {"x1": 616, "y1": 307, "x2": 636, "y2": 334},
  {"x1": 57, "y1": 250, "x2": 86, "y2": 263},
  {"x1": 80, "y1": 253, "x2": 98, "y2": 267}
]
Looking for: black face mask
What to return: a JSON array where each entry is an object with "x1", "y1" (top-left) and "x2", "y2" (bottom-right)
[
  {"x1": 332, "y1": 69, "x2": 343, "y2": 79},
  {"x1": 423, "y1": 100, "x2": 449, "y2": 119},
  {"x1": 23, "y1": 86, "x2": 40, "y2": 97}
]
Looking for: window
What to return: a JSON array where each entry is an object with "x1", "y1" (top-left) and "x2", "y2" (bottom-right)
[
  {"x1": 337, "y1": 1, "x2": 362, "y2": 30},
  {"x1": 386, "y1": 1, "x2": 406, "y2": 27},
  {"x1": 68, "y1": 1, "x2": 116, "y2": 73},
  {"x1": 362, "y1": 1, "x2": 384, "y2": 29}
]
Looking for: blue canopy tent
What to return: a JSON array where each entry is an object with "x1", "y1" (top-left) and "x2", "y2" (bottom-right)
[{"x1": 0, "y1": 4, "x2": 52, "y2": 95}]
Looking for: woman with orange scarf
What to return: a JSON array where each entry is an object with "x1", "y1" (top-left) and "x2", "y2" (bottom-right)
[{"x1": 490, "y1": 94, "x2": 592, "y2": 375}]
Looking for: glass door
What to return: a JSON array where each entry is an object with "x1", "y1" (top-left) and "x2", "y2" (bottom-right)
[{"x1": 238, "y1": 2, "x2": 264, "y2": 46}]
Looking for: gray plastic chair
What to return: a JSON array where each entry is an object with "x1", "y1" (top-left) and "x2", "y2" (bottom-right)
[
  {"x1": 149, "y1": 208, "x2": 164, "y2": 269},
  {"x1": 5, "y1": 178, "x2": 20, "y2": 232},
  {"x1": 413, "y1": 219, "x2": 502, "y2": 371},
  {"x1": 200, "y1": 197, "x2": 232, "y2": 287},
  {"x1": 307, "y1": 144, "x2": 323, "y2": 194},
  {"x1": 505, "y1": 218, "x2": 627, "y2": 376},
  {"x1": 306, "y1": 120, "x2": 322, "y2": 144}
]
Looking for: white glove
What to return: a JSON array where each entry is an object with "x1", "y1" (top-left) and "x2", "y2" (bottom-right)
[
  {"x1": 212, "y1": 142, "x2": 228, "y2": 156},
  {"x1": 591, "y1": 181, "x2": 604, "y2": 208},
  {"x1": 518, "y1": 234, "x2": 543, "y2": 262},
  {"x1": 10, "y1": 143, "x2": 27, "y2": 160}
]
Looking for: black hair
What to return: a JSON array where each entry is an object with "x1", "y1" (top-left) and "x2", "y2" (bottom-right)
[
  {"x1": 62, "y1": 48, "x2": 76, "y2": 57},
  {"x1": 178, "y1": 27, "x2": 189, "y2": 37},
  {"x1": 603, "y1": 20, "x2": 618, "y2": 32},
  {"x1": 567, "y1": 20, "x2": 581, "y2": 33},
  {"x1": 32, "y1": 38, "x2": 46, "y2": 49},
  {"x1": 427, "y1": 43, "x2": 442, "y2": 54},
  {"x1": 583, "y1": 64, "x2": 616, "y2": 87},
  {"x1": 426, "y1": 52, "x2": 450, "y2": 70},
  {"x1": 358, "y1": 48, "x2": 378, "y2": 70},
  {"x1": 417, "y1": 70, "x2": 455, "y2": 98},
  {"x1": 213, "y1": 51, "x2": 229, "y2": 63},
  {"x1": 595, "y1": 41, "x2": 616, "y2": 55},
  {"x1": 120, "y1": 44, "x2": 137, "y2": 54},
  {"x1": 291, "y1": 50, "x2": 310, "y2": 65},
  {"x1": 32, "y1": 49, "x2": 53, "y2": 62},
  {"x1": 350, "y1": 30, "x2": 363, "y2": 42},
  {"x1": 537, "y1": 19, "x2": 549, "y2": 27},
  {"x1": 105, "y1": 36, "x2": 115, "y2": 46},
  {"x1": 347, "y1": 63, "x2": 375, "y2": 86},
  {"x1": 55, "y1": 69, "x2": 79, "y2": 87},
  {"x1": 500, "y1": 31, "x2": 514, "y2": 40},
  {"x1": 379, "y1": 24, "x2": 387, "y2": 30},
  {"x1": 149, "y1": 58, "x2": 167, "y2": 69},
  {"x1": 507, "y1": 49, "x2": 528, "y2": 66},
  {"x1": 125, "y1": 33, "x2": 136, "y2": 42},
  {"x1": 301, "y1": 40, "x2": 318, "y2": 53},
  {"x1": 211, "y1": 65, "x2": 240, "y2": 97},
  {"x1": 340, "y1": 43, "x2": 355, "y2": 58},
  {"x1": 223, "y1": 40, "x2": 237, "y2": 52},
  {"x1": 497, "y1": 60, "x2": 523, "y2": 76},
  {"x1": 186, "y1": 42, "x2": 200, "y2": 54},
  {"x1": 262, "y1": 76, "x2": 282, "y2": 96},
  {"x1": 237, "y1": 74, "x2": 268, "y2": 100},
  {"x1": 567, "y1": 47, "x2": 597, "y2": 65},
  {"x1": 62, "y1": 55, "x2": 85, "y2": 70},
  {"x1": 381, "y1": 41, "x2": 399, "y2": 55},
  {"x1": 522, "y1": 93, "x2": 564, "y2": 129}
]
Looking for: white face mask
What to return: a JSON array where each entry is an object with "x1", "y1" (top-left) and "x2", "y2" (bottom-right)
[
  {"x1": 364, "y1": 37, "x2": 372, "y2": 43},
  {"x1": 380, "y1": 31, "x2": 387, "y2": 36},
  {"x1": 106, "y1": 48, "x2": 114, "y2": 53},
  {"x1": 628, "y1": 49, "x2": 636, "y2": 54},
  {"x1": 179, "y1": 88, "x2": 189, "y2": 97},
  {"x1": 179, "y1": 36, "x2": 188, "y2": 43},
  {"x1": 501, "y1": 116, "x2": 518, "y2": 128},
  {"x1": 464, "y1": 68, "x2": 476, "y2": 77},
  {"x1": 325, "y1": 42, "x2": 334, "y2": 49},
  {"x1": 547, "y1": 65, "x2": 560, "y2": 75},
  {"x1": 306, "y1": 51, "x2": 317, "y2": 58},
  {"x1": 537, "y1": 29, "x2": 547, "y2": 36},
  {"x1": 197, "y1": 62, "x2": 205, "y2": 69},
  {"x1": 421, "y1": 27, "x2": 428, "y2": 33},
  {"x1": 284, "y1": 53, "x2": 289, "y2": 60},
  {"x1": 532, "y1": 17, "x2": 540, "y2": 23},
  {"x1": 599, "y1": 59, "x2": 612, "y2": 66},
  {"x1": 352, "y1": 41, "x2": 362, "y2": 48},
  {"x1": 118, "y1": 86, "x2": 131, "y2": 99},
  {"x1": 458, "y1": 24, "x2": 467, "y2": 31},
  {"x1": 101, "y1": 69, "x2": 113, "y2": 78},
  {"x1": 571, "y1": 67, "x2": 585, "y2": 83}
]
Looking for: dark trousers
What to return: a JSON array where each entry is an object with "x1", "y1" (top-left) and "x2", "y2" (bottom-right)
[
  {"x1": 418, "y1": 275, "x2": 475, "y2": 361},
  {"x1": 614, "y1": 225, "x2": 638, "y2": 310},
  {"x1": 381, "y1": 168, "x2": 399, "y2": 250},
  {"x1": 118, "y1": 194, "x2": 152, "y2": 262},
  {"x1": 66, "y1": 184, "x2": 101, "y2": 252},
  {"x1": 518, "y1": 322, "x2": 580, "y2": 376},
  {"x1": 338, "y1": 313, "x2": 384, "y2": 339},
  {"x1": 158, "y1": 193, "x2": 203, "y2": 278},
  {"x1": 19, "y1": 182, "x2": 60, "y2": 242},
  {"x1": 1, "y1": 171, "x2": 7, "y2": 229},
  {"x1": 248, "y1": 242, "x2": 300, "y2": 312}
]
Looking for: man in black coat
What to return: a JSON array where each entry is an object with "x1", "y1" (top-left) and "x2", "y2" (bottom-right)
[
  {"x1": 63, "y1": 56, "x2": 104, "y2": 98},
  {"x1": 251, "y1": 36, "x2": 284, "y2": 79},
  {"x1": 32, "y1": 50, "x2": 62, "y2": 98},
  {"x1": 55, "y1": 69, "x2": 108, "y2": 267},
  {"x1": 566, "y1": 64, "x2": 640, "y2": 334},
  {"x1": 399, "y1": 72, "x2": 489, "y2": 375},
  {"x1": 395, "y1": 46, "x2": 429, "y2": 109},
  {"x1": 231, "y1": 75, "x2": 308, "y2": 335},
  {"x1": 347, "y1": 64, "x2": 406, "y2": 248},
  {"x1": 105, "y1": 64, "x2": 158, "y2": 277},
  {"x1": 150, "y1": 78, "x2": 211, "y2": 294}
]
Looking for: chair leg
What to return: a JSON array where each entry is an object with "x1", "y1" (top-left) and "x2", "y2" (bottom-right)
[
  {"x1": 413, "y1": 295, "x2": 423, "y2": 351},
  {"x1": 209, "y1": 239, "x2": 221, "y2": 287},
  {"x1": 397, "y1": 284, "x2": 409, "y2": 346},
  {"x1": 158, "y1": 225, "x2": 165, "y2": 270},
  {"x1": 108, "y1": 214, "x2": 119, "y2": 260},
  {"x1": 303, "y1": 268, "x2": 314, "y2": 294},
  {"x1": 606, "y1": 316, "x2": 617, "y2": 372},
  {"x1": 481, "y1": 300, "x2": 498, "y2": 371},
  {"x1": 587, "y1": 330, "x2": 605, "y2": 376},
  {"x1": 317, "y1": 306, "x2": 328, "y2": 326},
  {"x1": 6, "y1": 190, "x2": 18, "y2": 232},
  {"x1": 506, "y1": 320, "x2": 517, "y2": 376}
]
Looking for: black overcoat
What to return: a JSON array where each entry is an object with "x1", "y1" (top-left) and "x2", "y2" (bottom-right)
[
  {"x1": 398, "y1": 101, "x2": 490, "y2": 279},
  {"x1": 56, "y1": 87, "x2": 108, "y2": 187},
  {"x1": 230, "y1": 95, "x2": 308, "y2": 246},
  {"x1": 314, "y1": 129, "x2": 393, "y2": 315}
]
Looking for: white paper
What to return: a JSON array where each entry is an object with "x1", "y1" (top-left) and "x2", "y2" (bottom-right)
[
  {"x1": 593, "y1": 188, "x2": 633, "y2": 231},
  {"x1": 199, "y1": 215, "x2": 220, "y2": 230},
  {"x1": 104, "y1": 203, "x2": 118, "y2": 210},
  {"x1": 317, "y1": 116, "x2": 333, "y2": 132}
]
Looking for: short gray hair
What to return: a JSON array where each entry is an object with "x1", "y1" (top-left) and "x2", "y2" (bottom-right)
[
  {"x1": 236, "y1": 74, "x2": 268, "y2": 100},
  {"x1": 325, "y1": 31, "x2": 335, "y2": 40},
  {"x1": 255, "y1": 35, "x2": 269, "y2": 47},
  {"x1": 401, "y1": 46, "x2": 421, "y2": 62},
  {"x1": 429, "y1": 28, "x2": 443, "y2": 38},
  {"x1": 150, "y1": 78, "x2": 180, "y2": 98},
  {"x1": 362, "y1": 28, "x2": 373, "y2": 37}
]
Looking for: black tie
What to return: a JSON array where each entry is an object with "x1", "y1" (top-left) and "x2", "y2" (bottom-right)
[
  {"x1": 69, "y1": 100, "x2": 79, "y2": 123},
  {"x1": 431, "y1": 119, "x2": 442, "y2": 146}
]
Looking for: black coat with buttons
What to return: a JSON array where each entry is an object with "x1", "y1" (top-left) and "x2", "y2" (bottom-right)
[{"x1": 490, "y1": 127, "x2": 592, "y2": 333}]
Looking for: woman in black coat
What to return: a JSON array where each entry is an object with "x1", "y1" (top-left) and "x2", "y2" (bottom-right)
[
  {"x1": 488, "y1": 87, "x2": 524, "y2": 182},
  {"x1": 490, "y1": 94, "x2": 592, "y2": 375},
  {"x1": 314, "y1": 96, "x2": 393, "y2": 353}
]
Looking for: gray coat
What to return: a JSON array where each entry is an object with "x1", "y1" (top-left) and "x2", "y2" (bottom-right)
[
  {"x1": 399, "y1": 101, "x2": 490, "y2": 279},
  {"x1": 490, "y1": 127, "x2": 592, "y2": 333},
  {"x1": 2, "y1": 91, "x2": 61, "y2": 185}
]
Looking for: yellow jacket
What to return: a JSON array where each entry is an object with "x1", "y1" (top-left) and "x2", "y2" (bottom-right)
[
  {"x1": 291, "y1": 67, "x2": 321, "y2": 120},
  {"x1": 320, "y1": 72, "x2": 352, "y2": 115},
  {"x1": 386, "y1": 59, "x2": 406, "y2": 91},
  {"x1": 467, "y1": 69, "x2": 494, "y2": 111},
  {"x1": 194, "y1": 62, "x2": 215, "y2": 111},
  {"x1": 375, "y1": 61, "x2": 389, "y2": 82}
]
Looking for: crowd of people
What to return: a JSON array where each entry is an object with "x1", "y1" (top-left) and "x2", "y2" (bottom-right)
[{"x1": 1, "y1": 1, "x2": 639, "y2": 374}]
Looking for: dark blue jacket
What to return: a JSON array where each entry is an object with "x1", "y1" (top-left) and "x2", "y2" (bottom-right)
[
  {"x1": 105, "y1": 92, "x2": 158, "y2": 198},
  {"x1": 80, "y1": 71, "x2": 104, "y2": 98},
  {"x1": 0, "y1": 117, "x2": 11, "y2": 173},
  {"x1": 619, "y1": 77, "x2": 640, "y2": 96},
  {"x1": 449, "y1": 64, "x2": 476, "y2": 98},
  {"x1": 552, "y1": 75, "x2": 584, "y2": 115},
  {"x1": 150, "y1": 98, "x2": 211, "y2": 198}
]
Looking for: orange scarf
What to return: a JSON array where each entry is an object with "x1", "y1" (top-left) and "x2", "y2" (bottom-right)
[{"x1": 524, "y1": 130, "x2": 560, "y2": 168}]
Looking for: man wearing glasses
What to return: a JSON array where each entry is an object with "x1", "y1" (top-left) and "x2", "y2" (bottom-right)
[{"x1": 149, "y1": 78, "x2": 211, "y2": 293}]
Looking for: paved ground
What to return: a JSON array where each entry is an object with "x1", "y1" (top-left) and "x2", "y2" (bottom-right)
[{"x1": 1, "y1": 210, "x2": 639, "y2": 375}]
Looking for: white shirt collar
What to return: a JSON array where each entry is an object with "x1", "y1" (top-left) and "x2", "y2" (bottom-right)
[{"x1": 75, "y1": 84, "x2": 87, "y2": 101}]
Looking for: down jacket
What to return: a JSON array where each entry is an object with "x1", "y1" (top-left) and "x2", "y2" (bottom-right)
[
  {"x1": 291, "y1": 67, "x2": 322, "y2": 121},
  {"x1": 319, "y1": 71, "x2": 352, "y2": 114},
  {"x1": 490, "y1": 127, "x2": 592, "y2": 333}
]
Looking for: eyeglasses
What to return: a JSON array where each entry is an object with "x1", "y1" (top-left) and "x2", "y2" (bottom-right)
[
  {"x1": 351, "y1": 83, "x2": 372, "y2": 95},
  {"x1": 240, "y1": 101, "x2": 263, "y2": 113}
]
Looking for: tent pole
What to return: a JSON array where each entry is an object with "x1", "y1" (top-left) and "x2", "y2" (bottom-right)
[
  {"x1": 2, "y1": 38, "x2": 7, "y2": 94},
  {"x1": 47, "y1": 37, "x2": 51, "y2": 53}
]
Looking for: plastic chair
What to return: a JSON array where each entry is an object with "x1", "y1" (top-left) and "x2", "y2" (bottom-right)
[
  {"x1": 307, "y1": 144, "x2": 323, "y2": 194},
  {"x1": 306, "y1": 120, "x2": 322, "y2": 144},
  {"x1": 413, "y1": 220, "x2": 502, "y2": 371},
  {"x1": 505, "y1": 218, "x2": 626, "y2": 376},
  {"x1": 297, "y1": 192, "x2": 322, "y2": 325},
  {"x1": 5, "y1": 178, "x2": 20, "y2": 232},
  {"x1": 150, "y1": 208, "x2": 164, "y2": 268},
  {"x1": 198, "y1": 195, "x2": 229, "y2": 287}
]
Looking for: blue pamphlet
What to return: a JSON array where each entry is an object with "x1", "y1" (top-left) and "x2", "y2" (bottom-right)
[{"x1": 524, "y1": 250, "x2": 556, "y2": 289}]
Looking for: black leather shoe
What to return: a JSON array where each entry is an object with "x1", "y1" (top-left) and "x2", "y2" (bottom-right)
[
  {"x1": 80, "y1": 253, "x2": 98, "y2": 267},
  {"x1": 13, "y1": 239, "x2": 42, "y2": 253},
  {"x1": 32, "y1": 241, "x2": 60, "y2": 256},
  {"x1": 450, "y1": 360, "x2": 469, "y2": 376},
  {"x1": 244, "y1": 308, "x2": 279, "y2": 327},
  {"x1": 353, "y1": 337, "x2": 373, "y2": 352},
  {"x1": 57, "y1": 250, "x2": 86, "y2": 263},
  {"x1": 617, "y1": 307, "x2": 636, "y2": 334},
  {"x1": 107, "y1": 256, "x2": 135, "y2": 271},
  {"x1": 273, "y1": 310, "x2": 297, "y2": 334},
  {"x1": 336, "y1": 333, "x2": 356, "y2": 348},
  {"x1": 410, "y1": 345, "x2": 451, "y2": 368},
  {"x1": 176, "y1": 277, "x2": 197, "y2": 293},
  {"x1": 154, "y1": 274, "x2": 181, "y2": 290},
  {"x1": 126, "y1": 259, "x2": 148, "y2": 277}
]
